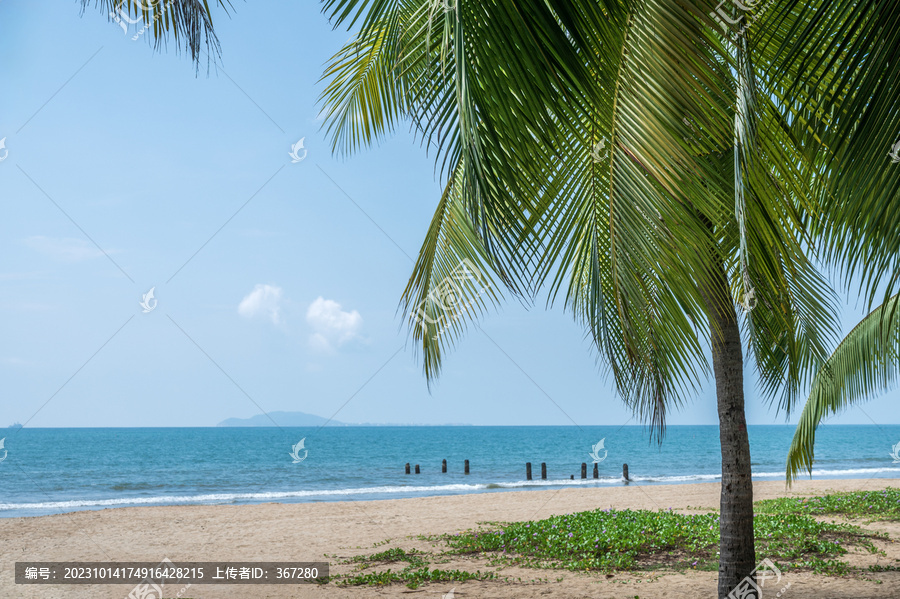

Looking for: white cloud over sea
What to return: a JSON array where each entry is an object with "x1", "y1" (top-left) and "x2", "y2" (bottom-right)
[{"x1": 306, "y1": 297, "x2": 362, "y2": 352}]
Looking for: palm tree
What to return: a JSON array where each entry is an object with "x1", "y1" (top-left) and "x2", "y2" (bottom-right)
[{"x1": 319, "y1": 1, "x2": 898, "y2": 596}]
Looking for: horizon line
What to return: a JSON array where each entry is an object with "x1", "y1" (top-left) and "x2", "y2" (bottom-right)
[{"x1": 6, "y1": 423, "x2": 899, "y2": 429}]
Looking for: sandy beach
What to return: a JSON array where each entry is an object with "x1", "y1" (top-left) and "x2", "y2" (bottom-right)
[{"x1": 2, "y1": 478, "x2": 898, "y2": 598}]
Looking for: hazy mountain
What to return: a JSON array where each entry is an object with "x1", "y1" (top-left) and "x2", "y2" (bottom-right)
[
  {"x1": 217, "y1": 411, "x2": 472, "y2": 427},
  {"x1": 217, "y1": 411, "x2": 345, "y2": 427}
]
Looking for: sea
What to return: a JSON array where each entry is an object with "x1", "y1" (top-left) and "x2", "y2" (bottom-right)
[{"x1": 1, "y1": 425, "x2": 898, "y2": 518}]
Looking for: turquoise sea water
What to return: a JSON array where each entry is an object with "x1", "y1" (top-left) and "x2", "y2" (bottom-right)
[{"x1": 1, "y1": 425, "x2": 898, "y2": 518}]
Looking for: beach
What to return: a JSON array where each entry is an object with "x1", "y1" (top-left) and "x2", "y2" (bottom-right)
[{"x1": 2, "y1": 478, "x2": 898, "y2": 598}]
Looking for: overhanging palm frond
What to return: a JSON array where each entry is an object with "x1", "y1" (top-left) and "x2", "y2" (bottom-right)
[
  {"x1": 760, "y1": 0, "x2": 900, "y2": 307},
  {"x1": 399, "y1": 158, "x2": 506, "y2": 382},
  {"x1": 731, "y1": 34, "x2": 840, "y2": 415},
  {"x1": 322, "y1": 0, "x2": 845, "y2": 435},
  {"x1": 319, "y1": 1, "x2": 423, "y2": 156},
  {"x1": 81, "y1": 0, "x2": 228, "y2": 67},
  {"x1": 786, "y1": 294, "x2": 900, "y2": 484}
]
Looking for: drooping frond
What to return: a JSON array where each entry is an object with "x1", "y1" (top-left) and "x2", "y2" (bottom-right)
[
  {"x1": 524, "y1": 0, "x2": 739, "y2": 435},
  {"x1": 785, "y1": 294, "x2": 900, "y2": 484},
  {"x1": 319, "y1": 0, "x2": 419, "y2": 155},
  {"x1": 399, "y1": 158, "x2": 506, "y2": 382},
  {"x1": 738, "y1": 76, "x2": 840, "y2": 414},
  {"x1": 81, "y1": 0, "x2": 227, "y2": 68},
  {"x1": 760, "y1": 0, "x2": 900, "y2": 307}
]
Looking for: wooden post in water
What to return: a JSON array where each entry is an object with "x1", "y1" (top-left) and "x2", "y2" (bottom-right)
[
  {"x1": 442, "y1": 459, "x2": 447, "y2": 473},
  {"x1": 415, "y1": 464, "x2": 420, "y2": 474},
  {"x1": 581, "y1": 463, "x2": 587, "y2": 479},
  {"x1": 623, "y1": 463, "x2": 630, "y2": 481},
  {"x1": 593, "y1": 463, "x2": 599, "y2": 479},
  {"x1": 405, "y1": 463, "x2": 410, "y2": 474},
  {"x1": 526, "y1": 462, "x2": 532, "y2": 480},
  {"x1": 464, "y1": 459, "x2": 470, "y2": 474},
  {"x1": 570, "y1": 474, "x2": 574, "y2": 480},
  {"x1": 541, "y1": 462, "x2": 547, "y2": 480}
]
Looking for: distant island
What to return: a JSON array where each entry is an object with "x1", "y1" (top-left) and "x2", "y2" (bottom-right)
[
  {"x1": 218, "y1": 411, "x2": 345, "y2": 427},
  {"x1": 8, "y1": 422, "x2": 23, "y2": 429},
  {"x1": 217, "y1": 411, "x2": 471, "y2": 427}
]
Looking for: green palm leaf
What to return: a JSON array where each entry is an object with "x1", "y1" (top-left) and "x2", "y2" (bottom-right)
[
  {"x1": 786, "y1": 294, "x2": 900, "y2": 484},
  {"x1": 760, "y1": 0, "x2": 900, "y2": 307},
  {"x1": 81, "y1": 0, "x2": 228, "y2": 67},
  {"x1": 319, "y1": 0, "x2": 846, "y2": 432},
  {"x1": 399, "y1": 158, "x2": 507, "y2": 382}
]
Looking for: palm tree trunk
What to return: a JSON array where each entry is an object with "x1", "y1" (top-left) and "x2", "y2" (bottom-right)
[{"x1": 702, "y1": 259, "x2": 756, "y2": 598}]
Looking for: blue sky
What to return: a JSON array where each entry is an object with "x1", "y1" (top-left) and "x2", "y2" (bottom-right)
[{"x1": 0, "y1": 1, "x2": 895, "y2": 429}]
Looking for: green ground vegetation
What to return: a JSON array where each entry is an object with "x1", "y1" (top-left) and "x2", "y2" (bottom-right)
[{"x1": 333, "y1": 489, "x2": 898, "y2": 588}]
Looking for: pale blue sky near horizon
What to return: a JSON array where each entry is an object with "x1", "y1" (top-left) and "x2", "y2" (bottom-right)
[{"x1": 0, "y1": 1, "x2": 896, "y2": 430}]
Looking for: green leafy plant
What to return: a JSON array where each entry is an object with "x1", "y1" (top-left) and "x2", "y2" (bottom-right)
[
  {"x1": 757, "y1": 489, "x2": 900, "y2": 521},
  {"x1": 444, "y1": 505, "x2": 879, "y2": 573}
]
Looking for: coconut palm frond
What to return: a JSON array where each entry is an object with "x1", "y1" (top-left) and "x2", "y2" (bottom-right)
[
  {"x1": 82, "y1": 0, "x2": 228, "y2": 68},
  {"x1": 786, "y1": 295, "x2": 900, "y2": 483}
]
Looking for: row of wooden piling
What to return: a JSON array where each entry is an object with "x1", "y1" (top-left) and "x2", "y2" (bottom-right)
[
  {"x1": 406, "y1": 459, "x2": 470, "y2": 474},
  {"x1": 404, "y1": 460, "x2": 631, "y2": 481},
  {"x1": 527, "y1": 462, "x2": 630, "y2": 481}
]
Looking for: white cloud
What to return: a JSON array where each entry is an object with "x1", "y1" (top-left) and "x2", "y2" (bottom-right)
[
  {"x1": 238, "y1": 284, "x2": 284, "y2": 324},
  {"x1": 306, "y1": 297, "x2": 362, "y2": 352},
  {"x1": 24, "y1": 236, "x2": 110, "y2": 261},
  {"x1": 1, "y1": 357, "x2": 30, "y2": 367}
]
